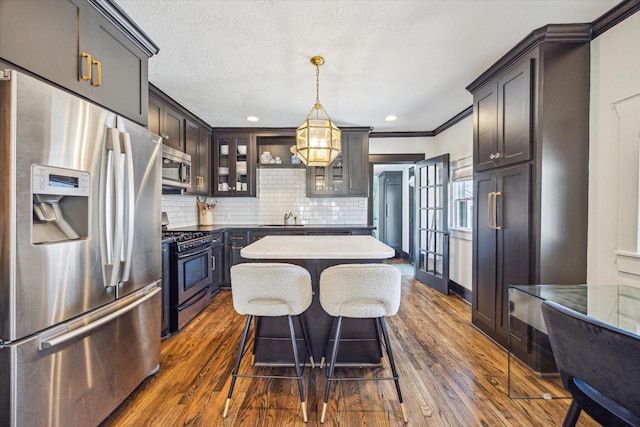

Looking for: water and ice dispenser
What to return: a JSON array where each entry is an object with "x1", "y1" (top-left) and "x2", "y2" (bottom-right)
[{"x1": 32, "y1": 165, "x2": 90, "y2": 244}]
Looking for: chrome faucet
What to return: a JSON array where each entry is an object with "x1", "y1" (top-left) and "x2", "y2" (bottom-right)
[{"x1": 284, "y1": 212, "x2": 294, "y2": 226}]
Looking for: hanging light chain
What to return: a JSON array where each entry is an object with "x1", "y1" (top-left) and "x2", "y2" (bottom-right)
[{"x1": 315, "y1": 62, "x2": 321, "y2": 109}]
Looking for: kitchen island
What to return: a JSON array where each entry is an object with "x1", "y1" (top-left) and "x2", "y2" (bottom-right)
[{"x1": 240, "y1": 235, "x2": 395, "y2": 366}]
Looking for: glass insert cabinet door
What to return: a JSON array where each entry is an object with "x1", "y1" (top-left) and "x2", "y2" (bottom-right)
[
  {"x1": 214, "y1": 134, "x2": 250, "y2": 195},
  {"x1": 311, "y1": 152, "x2": 345, "y2": 195},
  {"x1": 414, "y1": 154, "x2": 449, "y2": 293}
]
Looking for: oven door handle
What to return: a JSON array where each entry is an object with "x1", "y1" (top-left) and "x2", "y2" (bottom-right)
[
  {"x1": 178, "y1": 286, "x2": 211, "y2": 310},
  {"x1": 177, "y1": 246, "x2": 211, "y2": 260}
]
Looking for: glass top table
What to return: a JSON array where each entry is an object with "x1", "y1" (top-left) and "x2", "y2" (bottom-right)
[{"x1": 507, "y1": 284, "x2": 640, "y2": 399}]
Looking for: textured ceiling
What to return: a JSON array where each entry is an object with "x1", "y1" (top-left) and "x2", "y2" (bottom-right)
[{"x1": 116, "y1": 0, "x2": 618, "y2": 132}]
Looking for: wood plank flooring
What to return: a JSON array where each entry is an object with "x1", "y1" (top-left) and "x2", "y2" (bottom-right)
[{"x1": 100, "y1": 270, "x2": 598, "y2": 426}]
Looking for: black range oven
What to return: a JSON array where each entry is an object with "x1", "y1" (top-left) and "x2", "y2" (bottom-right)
[{"x1": 162, "y1": 231, "x2": 214, "y2": 333}]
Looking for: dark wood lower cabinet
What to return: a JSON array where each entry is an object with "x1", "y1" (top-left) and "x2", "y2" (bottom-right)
[{"x1": 473, "y1": 164, "x2": 531, "y2": 346}]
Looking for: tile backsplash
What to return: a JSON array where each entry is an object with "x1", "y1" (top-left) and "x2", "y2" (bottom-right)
[{"x1": 162, "y1": 168, "x2": 367, "y2": 228}]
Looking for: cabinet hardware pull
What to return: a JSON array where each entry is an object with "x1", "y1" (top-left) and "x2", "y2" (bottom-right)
[
  {"x1": 91, "y1": 59, "x2": 101, "y2": 87},
  {"x1": 493, "y1": 191, "x2": 502, "y2": 230},
  {"x1": 81, "y1": 52, "x2": 92, "y2": 81},
  {"x1": 211, "y1": 255, "x2": 216, "y2": 270},
  {"x1": 487, "y1": 192, "x2": 493, "y2": 229}
]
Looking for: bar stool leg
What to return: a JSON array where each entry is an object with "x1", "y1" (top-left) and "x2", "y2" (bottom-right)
[
  {"x1": 319, "y1": 317, "x2": 336, "y2": 369},
  {"x1": 223, "y1": 314, "x2": 253, "y2": 418},
  {"x1": 288, "y1": 315, "x2": 308, "y2": 422},
  {"x1": 298, "y1": 315, "x2": 315, "y2": 368},
  {"x1": 321, "y1": 315, "x2": 343, "y2": 424},
  {"x1": 379, "y1": 316, "x2": 407, "y2": 423}
]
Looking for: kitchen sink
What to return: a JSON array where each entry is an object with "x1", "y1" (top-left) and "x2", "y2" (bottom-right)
[{"x1": 260, "y1": 224, "x2": 304, "y2": 227}]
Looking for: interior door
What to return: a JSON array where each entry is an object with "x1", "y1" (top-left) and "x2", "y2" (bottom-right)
[{"x1": 414, "y1": 155, "x2": 450, "y2": 293}]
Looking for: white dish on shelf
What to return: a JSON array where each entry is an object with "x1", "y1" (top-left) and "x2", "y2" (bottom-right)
[
  {"x1": 220, "y1": 145, "x2": 229, "y2": 155},
  {"x1": 218, "y1": 167, "x2": 229, "y2": 175},
  {"x1": 237, "y1": 145, "x2": 247, "y2": 155}
]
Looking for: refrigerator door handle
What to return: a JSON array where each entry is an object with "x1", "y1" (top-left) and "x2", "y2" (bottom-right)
[
  {"x1": 120, "y1": 131, "x2": 135, "y2": 282},
  {"x1": 38, "y1": 285, "x2": 160, "y2": 350},
  {"x1": 105, "y1": 127, "x2": 124, "y2": 288}
]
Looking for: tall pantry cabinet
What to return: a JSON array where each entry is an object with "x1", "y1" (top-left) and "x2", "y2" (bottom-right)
[{"x1": 467, "y1": 24, "x2": 590, "y2": 350}]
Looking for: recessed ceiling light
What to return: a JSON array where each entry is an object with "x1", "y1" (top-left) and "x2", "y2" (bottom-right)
[
  {"x1": 246, "y1": 116, "x2": 259, "y2": 122},
  {"x1": 385, "y1": 115, "x2": 397, "y2": 122}
]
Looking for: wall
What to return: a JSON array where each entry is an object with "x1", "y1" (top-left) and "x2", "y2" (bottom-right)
[
  {"x1": 431, "y1": 116, "x2": 474, "y2": 292},
  {"x1": 587, "y1": 12, "x2": 640, "y2": 285},
  {"x1": 369, "y1": 116, "x2": 474, "y2": 292},
  {"x1": 162, "y1": 168, "x2": 367, "y2": 228}
]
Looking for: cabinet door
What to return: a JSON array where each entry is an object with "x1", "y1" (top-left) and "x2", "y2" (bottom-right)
[
  {"x1": 211, "y1": 244, "x2": 223, "y2": 294},
  {"x1": 494, "y1": 164, "x2": 531, "y2": 339},
  {"x1": 473, "y1": 82, "x2": 498, "y2": 172},
  {"x1": 148, "y1": 96, "x2": 162, "y2": 136},
  {"x1": 346, "y1": 132, "x2": 369, "y2": 196},
  {"x1": 162, "y1": 105, "x2": 185, "y2": 151},
  {"x1": 185, "y1": 120, "x2": 201, "y2": 193},
  {"x1": 307, "y1": 153, "x2": 346, "y2": 196},
  {"x1": 497, "y1": 58, "x2": 533, "y2": 167},
  {"x1": 213, "y1": 133, "x2": 254, "y2": 196},
  {"x1": 82, "y1": 5, "x2": 148, "y2": 124},
  {"x1": 472, "y1": 164, "x2": 531, "y2": 345},
  {"x1": 0, "y1": 0, "x2": 85, "y2": 94},
  {"x1": 472, "y1": 171, "x2": 498, "y2": 331},
  {"x1": 197, "y1": 125, "x2": 211, "y2": 195}
]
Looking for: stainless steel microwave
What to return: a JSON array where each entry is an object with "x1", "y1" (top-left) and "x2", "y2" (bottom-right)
[{"x1": 162, "y1": 145, "x2": 191, "y2": 190}]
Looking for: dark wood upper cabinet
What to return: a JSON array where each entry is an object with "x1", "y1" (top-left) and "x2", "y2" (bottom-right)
[
  {"x1": 0, "y1": 0, "x2": 157, "y2": 125},
  {"x1": 306, "y1": 128, "x2": 370, "y2": 197},
  {"x1": 186, "y1": 119, "x2": 211, "y2": 195},
  {"x1": 474, "y1": 57, "x2": 532, "y2": 172}
]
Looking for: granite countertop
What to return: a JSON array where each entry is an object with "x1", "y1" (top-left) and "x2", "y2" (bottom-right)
[{"x1": 241, "y1": 235, "x2": 394, "y2": 259}]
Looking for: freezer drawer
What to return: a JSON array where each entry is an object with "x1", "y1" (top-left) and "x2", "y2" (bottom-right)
[{"x1": 0, "y1": 285, "x2": 161, "y2": 427}]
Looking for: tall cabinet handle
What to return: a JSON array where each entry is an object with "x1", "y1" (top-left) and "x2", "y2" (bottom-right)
[
  {"x1": 487, "y1": 192, "x2": 493, "y2": 229},
  {"x1": 81, "y1": 52, "x2": 92, "y2": 80},
  {"x1": 493, "y1": 192, "x2": 502, "y2": 230},
  {"x1": 91, "y1": 59, "x2": 102, "y2": 87}
]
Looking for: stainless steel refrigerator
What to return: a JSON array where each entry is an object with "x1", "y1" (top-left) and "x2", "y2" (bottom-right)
[{"x1": 0, "y1": 69, "x2": 162, "y2": 426}]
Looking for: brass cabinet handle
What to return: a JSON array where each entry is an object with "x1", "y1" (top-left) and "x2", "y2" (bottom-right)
[
  {"x1": 487, "y1": 192, "x2": 493, "y2": 229},
  {"x1": 91, "y1": 59, "x2": 101, "y2": 87},
  {"x1": 492, "y1": 192, "x2": 502, "y2": 230},
  {"x1": 81, "y1": 52, "x2": 92, "y2": 81},
  {"x1": 487, "y1": 191, "x2": 502, "y2": 230}
]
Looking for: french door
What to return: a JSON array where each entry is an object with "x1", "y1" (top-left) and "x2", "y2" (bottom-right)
[{"x1": 414, "y1": 155, "x2": 450, "y2": 294}]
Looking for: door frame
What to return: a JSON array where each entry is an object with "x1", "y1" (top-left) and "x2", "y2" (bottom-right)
[{"x1": 368, "y1": 154, "x2": 425, "y2": 259}]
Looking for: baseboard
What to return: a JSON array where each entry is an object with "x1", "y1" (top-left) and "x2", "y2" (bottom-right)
[{"x1": 449, "y1": 280, "x2": 472, "y2": 304}]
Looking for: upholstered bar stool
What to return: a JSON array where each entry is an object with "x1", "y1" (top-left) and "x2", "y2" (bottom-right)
[
  {"x1": 223, "y1": 263, "x2": 314, "y2": 422},
  {"x1": 319, "y1": 263, "x2": 407, "y2": 423}
]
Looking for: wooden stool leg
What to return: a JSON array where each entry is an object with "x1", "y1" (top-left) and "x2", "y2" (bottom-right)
[
  {"x1": 288, "y1": 315, "x2": 308, "y2": 422},
  {"x1": 379, "y1": 316, "x2": 407, "y2": 423},
  {"x1": 321, "y1": 316, "x2": 343, "y2": 424},
  {"x1": 223, "y1": 314, "x2": 253, "y2": 418}
]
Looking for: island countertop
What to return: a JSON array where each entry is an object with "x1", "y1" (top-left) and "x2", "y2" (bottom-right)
[{"x1": 241, "y1": 235, "x2": 395, "y2": 260}]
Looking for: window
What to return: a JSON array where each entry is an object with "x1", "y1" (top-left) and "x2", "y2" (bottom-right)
[
  {"x1": 450, "y1": 156, "x2": 473, "y2": 231},
  {"x1": 452, "y1": 179, "x2": 473, "y2": 230}
]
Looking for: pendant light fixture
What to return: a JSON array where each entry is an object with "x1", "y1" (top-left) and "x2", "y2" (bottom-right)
[{"x1": 294, "y1": 56, "x2": 341, "y2": 167}]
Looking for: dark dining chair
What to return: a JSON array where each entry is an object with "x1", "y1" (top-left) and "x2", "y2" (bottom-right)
[{"x1": 541, "y1": 300, "x2": 640, "y2": 427}]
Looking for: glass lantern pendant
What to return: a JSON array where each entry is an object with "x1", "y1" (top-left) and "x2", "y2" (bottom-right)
[{"x1": 294, "y1": 56, "x2": 341, "y2": 167}]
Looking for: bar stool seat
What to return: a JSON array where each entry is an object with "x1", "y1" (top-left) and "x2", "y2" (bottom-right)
[
  {"x1": 319, "y1": 263, "x2": 407, "y2": 423},
  {"x1": 223, "y1": 263, "x2": 314, "y2": 422}
]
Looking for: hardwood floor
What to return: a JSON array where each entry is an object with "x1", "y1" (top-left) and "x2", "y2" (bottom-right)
[{"x1": 101, "y1": 271, "x2": 598, "y2": 426}]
